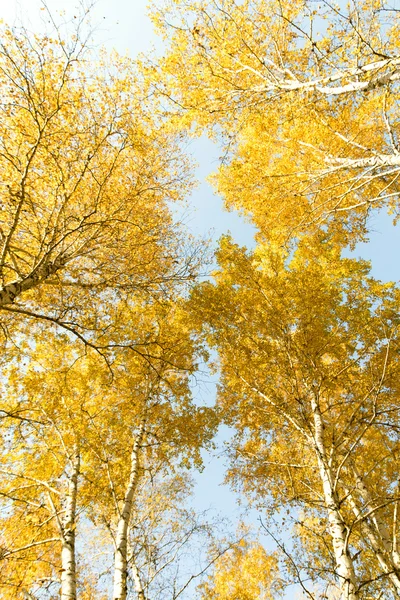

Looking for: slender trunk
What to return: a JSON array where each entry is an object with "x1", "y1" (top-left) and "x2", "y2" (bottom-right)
[
  {"x1": 346, "y1": 489, "x2": 400, "y2": 597},
  {"x1": 61, "y1": 448, "x2": 80, "y2": 600},
  {"x1": 311, "y1": 398, "x2": 358, "y2": 600},
  {"x1": 127, "y1": 528, "x2": 146, "y2": 600},
  {"x1": 326, "y1": 153, "x2": 400, "y2": 171},
  {"x1": 393, "y1": 490, "x2": 400, "y2": 570},
  {"x1": 132, "y1": 559, "x2": 146, "y2": 600},
  {"x1": 256, "y1": 56, "x2": 400, "y2": 96},
  {"x1": 112, "y1": 418, "x2": 146, "y2": 600},
  {"x1": 0, "y1": 256, "x2": 66, "y2": 307},
  {"x1": 354, "y1": 472, "x2": 400, "y2": 569}
]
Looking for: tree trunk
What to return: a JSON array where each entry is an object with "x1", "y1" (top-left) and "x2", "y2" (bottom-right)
[
  {"x1": 0, "y1": 256, "x2": 66, "y2": 307},
  {"x1": 132, "y1": 559, "x2": 146, "y2": 600},
  {"x1": 112, "y1": 418, "x2": 146, "y2": 600},
  {"x1": 346, "y1": 488, "x2": 400, "y2": 597},
  {"x1": 311, "y1": 397, "x2": 358, "y2": 600},
  {"x1": 354, "y1": 472, "x2": 400, "y2": 569},
  {"x1": 325, "y1": 153, "x2": 400, "y2": 171},
  {"x1": 61, "y1": 448, "x2": 80, "y2": 600}
]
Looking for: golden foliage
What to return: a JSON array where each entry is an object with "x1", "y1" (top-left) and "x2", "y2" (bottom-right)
[
  {"x1": 198, "y1": 538, "x2": 281, "y2": 600},
  {"x1": 153, "y1": 0, "x2": 400, "y2": 244},
  {"x1": 190, "y1": 234, "x2": 400, "y2": 595}
]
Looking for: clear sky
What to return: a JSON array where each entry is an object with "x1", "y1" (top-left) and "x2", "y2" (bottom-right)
[{"x1": 2, "y1": 0, "x2": 400, "y2": 594}]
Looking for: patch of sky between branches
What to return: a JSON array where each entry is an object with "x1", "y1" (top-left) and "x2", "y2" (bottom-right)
[
  {"x1": 171, "y1": 135, "x2": 256, "y2": 252},
  {"x1": 344, "y1": 208, "x2": 400, "y2": 283}
]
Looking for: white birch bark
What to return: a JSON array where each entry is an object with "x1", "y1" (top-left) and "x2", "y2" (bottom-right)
[
  {"x1": 0, "y1": 256, "x2": 66, "y2": 307},
  {"x1": 131, "y1": 559, "x2": 146, "y2": 600},
  {"x1": 255, "y1": 56, "x2": 400, "y2": 97},
  {"x1": 325, "y1": 154, "x2": 400, "y2": 171},
  {"x1": 311, "y1": 397, "x2": 358, "y2": 600},
  {"x1": 60, "y1": 448, "x2": 80, "y2": 600},
  {"x1": 354, "y1": 472, "x2": 400, "y2": 569},
  {"x1": 112, "y1": 417, "x2": 146, "y2": 600},
  {"x1": 346, "y1": 489, "x2": 400, "y2": 597}
]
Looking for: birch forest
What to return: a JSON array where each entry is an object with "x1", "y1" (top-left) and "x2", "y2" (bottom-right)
[{"x1": 1, "y1": 0, "x2": 400, "y2": 598}]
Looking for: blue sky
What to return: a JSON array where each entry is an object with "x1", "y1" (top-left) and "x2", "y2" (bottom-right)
[{"x1": 2, "y1": 0, "x2": 400, "y2": 594}]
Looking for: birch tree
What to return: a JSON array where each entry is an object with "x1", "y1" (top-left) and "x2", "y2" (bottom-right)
[
  {"x1": 0, "y1": 295, "x2": 216, "y2": 599},
  {"x1": 0, "y1": 337, "x2": 108, "y2": 599},
  {"x1": 190, "y1": 235, "x2": 400, "y2": 599},
  {"x1": 0, "y1": 8, "x2": 195, "y2": 350},
  {"x1": 112, "y1": 469, "x2": 228, "y2": 600},
  {"x1": 153, "y1": 0, "x2": 400, "y2": 244},
  {"x1": 89, "y1": 305, "x2": 216, "y2": 600}
]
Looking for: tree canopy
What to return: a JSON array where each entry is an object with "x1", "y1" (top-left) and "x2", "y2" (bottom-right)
[
  {"x1": 1, "y1": 1, "x2": 400, "y2": 599},
  {"x1": 154, "y1": 0, "x2": 400, "y2": 245},
  {"x1": 190, "y1": 235, "x2": 400, "y2": 598}
]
